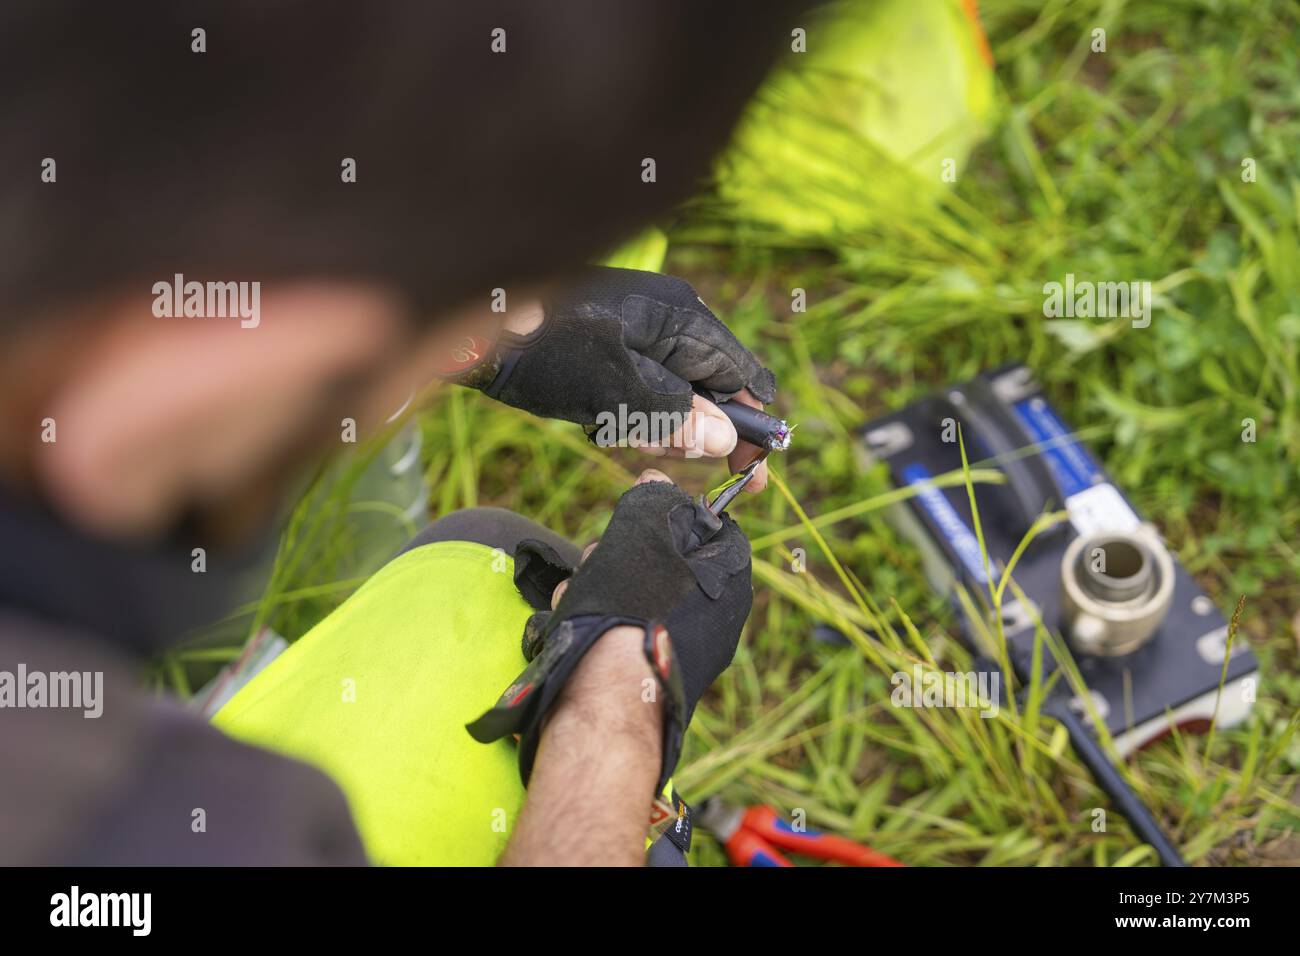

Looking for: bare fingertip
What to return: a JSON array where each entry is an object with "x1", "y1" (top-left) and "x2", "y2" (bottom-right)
[{"x1": 635, "y1": 468, "x2": 671, "y2": 485}]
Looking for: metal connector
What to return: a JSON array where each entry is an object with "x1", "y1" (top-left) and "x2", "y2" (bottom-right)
[{"x1": 1060, "y1": 526, "x2": 1175, "y2": 656}]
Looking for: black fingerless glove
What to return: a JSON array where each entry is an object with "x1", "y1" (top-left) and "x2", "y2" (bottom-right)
[
  {"x1": 466, "y1": 481, "x2": 753, "y2": 791},
  {"x1": 475, "y1": 267, "x2": 776, "y2": 441}
]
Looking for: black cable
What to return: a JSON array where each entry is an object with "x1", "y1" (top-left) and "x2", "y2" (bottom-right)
[
  {"x1": 975, "y1": 653, "x2": 1186, "y2": 867},
  {"x1": 1053, "y1": 704, "x2": 1187, "y2": 867}
]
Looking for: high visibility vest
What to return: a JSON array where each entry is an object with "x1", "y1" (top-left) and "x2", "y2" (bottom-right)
[
  {"x1": 215, "y1": 540, "x2": 533, "y2": 866},
  {"x1": 215, "y1": 539, "x2": 680, "y2": 864}
]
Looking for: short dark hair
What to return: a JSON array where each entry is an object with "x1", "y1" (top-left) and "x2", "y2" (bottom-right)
[{"x1": 0, "y1": 1, "x2": 809, "y2": 322}]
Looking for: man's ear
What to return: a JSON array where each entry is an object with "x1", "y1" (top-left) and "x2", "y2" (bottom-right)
[{"x1": 34, "y1": 284, "x2": 404, "y2": 541}]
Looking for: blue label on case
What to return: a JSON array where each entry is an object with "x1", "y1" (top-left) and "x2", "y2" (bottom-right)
[
  {"x1": 901, "y1": 462, "x2": 988, "y2": 584},
  {"x1": 1010, "y1": 396, "x2": 1103, "y2": 498}
]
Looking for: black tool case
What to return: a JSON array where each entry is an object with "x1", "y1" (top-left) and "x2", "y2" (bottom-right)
[{"x1": 859, "y1": 364, "x2": 1258, "y2": 753}]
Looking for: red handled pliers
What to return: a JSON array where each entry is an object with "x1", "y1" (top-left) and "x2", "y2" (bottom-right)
[{"x1": 697, "y1": 798, "x2": 903, "y2": 868}]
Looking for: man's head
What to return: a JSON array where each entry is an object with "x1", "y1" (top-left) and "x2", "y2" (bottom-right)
[{"x1": 0, "y1": 1, "x2": 804, "y2": 545}]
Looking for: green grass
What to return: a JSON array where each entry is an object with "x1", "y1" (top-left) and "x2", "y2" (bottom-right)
[
  {"x1": 163, "y1": 0, "x2": 1300, "y2": 865},
  {"x1": 667, "y1": 0, "x2": 1300, "y2": 866}
]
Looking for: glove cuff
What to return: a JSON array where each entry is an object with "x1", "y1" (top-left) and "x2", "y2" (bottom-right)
[
  {"x1": 465, "y1": 614, "x2": 686, "y2": 793},
  {"x1": 431, "y1": 314, "x2": 544, "y2": 392}
]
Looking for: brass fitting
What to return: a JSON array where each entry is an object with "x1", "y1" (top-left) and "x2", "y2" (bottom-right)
[{"x1": 1060, "y1": 525, "x2": 1174, "y2": 657}]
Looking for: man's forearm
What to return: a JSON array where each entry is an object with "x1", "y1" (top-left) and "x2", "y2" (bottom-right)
[{"x1": 500, "y1": 626, "x2": 663, "y2": 866}]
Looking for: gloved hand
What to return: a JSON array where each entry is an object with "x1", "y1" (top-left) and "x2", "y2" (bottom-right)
[
  {"x1": 472, "y1": 267, "x2": 776, "y2": 474},
  {"x1": 467, "y1": 473, "x2": 753, "y2": 792}
]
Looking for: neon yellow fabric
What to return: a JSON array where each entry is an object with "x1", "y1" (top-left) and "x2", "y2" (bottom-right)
[
  {"x1": 213, "y1": 541, "x2": 533, "y2": 866},
  {"x1": 715, "y1": 0, "x2": 994, "y2": 238},
  {"x1": 600, "y1": 226, "x2": 669, "y2": 272}
]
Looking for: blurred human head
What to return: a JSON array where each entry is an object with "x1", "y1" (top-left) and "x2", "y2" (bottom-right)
[{"x1": 0, "y1": 0, "x2": 807, "y2": 544}]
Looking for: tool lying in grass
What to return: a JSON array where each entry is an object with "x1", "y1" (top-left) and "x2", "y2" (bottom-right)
[
  {"x1": 703, "y1": 394, "x2": 791, "y2": 516},
  {"x1": 860, "y1": 364, "x2": 1259, "y2": 867},
  {"x1": 697, "y1": 798, "x2": 903, "y2": 867}
]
